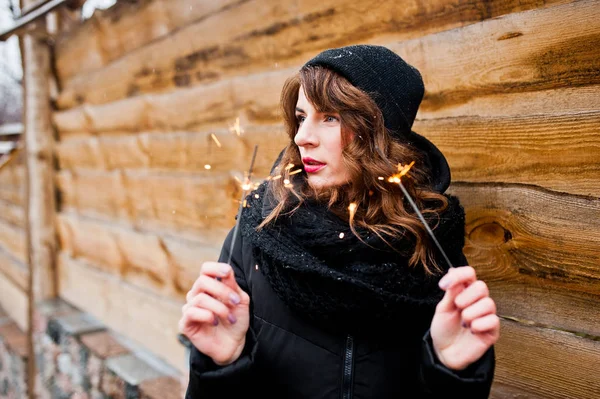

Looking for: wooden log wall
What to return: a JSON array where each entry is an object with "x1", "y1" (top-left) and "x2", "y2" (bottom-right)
[
  {"x1": 0, "y1": 149, "x2": 29, "y2": 331},
  {"x1": 49, "y1": 0, "x2": 599, "y2": 393}
]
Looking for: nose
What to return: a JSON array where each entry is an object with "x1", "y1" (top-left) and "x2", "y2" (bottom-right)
[{"x1": 294, "y1": 119, "x2": 319, "y2": 148}]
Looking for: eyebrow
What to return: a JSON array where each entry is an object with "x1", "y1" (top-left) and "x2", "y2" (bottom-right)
[{"x1": 295, "y1": 107, "x2": 305, "y2": 113}]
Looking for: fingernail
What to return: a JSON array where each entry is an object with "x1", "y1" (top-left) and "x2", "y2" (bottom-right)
[
  {"x1": 213, "y1": 317, "x2": 219, "y2": 326},
  {"x1": 229, "y1": 292, "x2": 240, "y2": 305},
  {"x1": 227, "y1": 313, "x2": 237, "y2": 324},
  {"x1": 439, "y1": 278, "x2": 453, "y2": 290},
  {"x1": 220, "y1": 265, "x2": 230, "y2": 277}
]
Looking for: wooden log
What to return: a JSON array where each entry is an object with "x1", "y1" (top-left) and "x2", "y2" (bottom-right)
[
  {"x1": 55, "y1": 125, "x2": 289, "y2": 176},
  {"x1": 0, "y1": 199, "x2": 25, "y2": 228},
  {"x1": 0, "y1": 219, "x2": 27, "y2": 264},
  {"x1": 417, "y1": 84, "x2": 600, "y2": 119},
  {"x1": 0, "y1": 272, "x2": 28, "y2": 331},
  {"x1": 113, "y1": 228, "x2": 170, "y2": 288},
  {"x1": 0, "y1": 248, "x2": 28, "y2": 291},
  {"x1": 386, "y1": 0, "x2": 600, "y2": 116},
  {"x1": 0, "y1": 185, "x2": 24, "y2": 207},
  {"x1": 56, "y1": 213, "x2": 229, "y2": 298},
  {"x1": 57, "y1": 253, "x2": 186, "y2": 373},
  {"x1": 491, "y1": 320, "x2": 600, "y2": 398},
  {"x1": 162, "y1": 237, "x2": 222, "y2": 295},
  {"x1": 21, "y1": 3, "x2": 58, "y2": 303},
  {"x1": 123, "y1": 170, "x2": 241, "y2": 231},
  {"x1": 448, "y1": 183, "x2": 600, "y2": 337},
  {"x1": 56, "y1": 169, "x2": 130, "y2": 220},
  {"x1": 54, "y1": 0, "x2": 575, "y2": 109},
  {"x1": 57, "y1": 169, "x2": 242, "y2": 232},
  {"x1": 56, "y1": 215, "x2": 124, "y2": 275},
  {"x1": 56, "y1": 136, "x2": 106, "y2": 170},
  {"x1": 54, "y1": 0, "x2": 241, "y2": 83},
  {"x1": 0, "y1": 163, "x2": 25, "y2": 187},
  {"x1": 416, "y1": 111, "x2": 600, "y2": 197},
  {"x1": 53, "y1": 72, "x2": 262, "y2": 135}
]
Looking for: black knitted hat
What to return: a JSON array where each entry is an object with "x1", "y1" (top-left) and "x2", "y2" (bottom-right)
[{"x1": 302, "y1": 44, "x2": 450, "y2": 193}]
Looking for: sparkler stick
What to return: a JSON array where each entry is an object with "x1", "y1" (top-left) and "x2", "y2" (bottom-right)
[
  {"x1": 388, "y1": 162, "x2": 454, "y2": 269},
  {"x1": 227, "y1": 144, "x2": 259, "y2": 265}
]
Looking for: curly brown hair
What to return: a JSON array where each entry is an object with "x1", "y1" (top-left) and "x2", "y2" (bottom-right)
[{"x1": 258, "y1": 65, "x2": 450, "y2": 274}]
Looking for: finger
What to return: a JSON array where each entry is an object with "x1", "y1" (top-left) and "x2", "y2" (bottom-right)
[
  {"x1": 454, "y1": 280, "x2": 489, "y2": 309},
  {"x1": 186, "y1": 293, "x2": 235, "y2": 324},
  {"x1": 186, "y1": 262, "x2": 231, "y2": 300},
  {"x1": 195, "y1": 274, "x2": 242, "y2": 307},
  {"x1": 461, "y1": 297, "x2": 497, "y2": 325},
  {"x1": 438, "y1": 266, "x2": 477, "y2": 291},
  {"x1": 179, "y1": 307, "x2": 216, "y2": 333},
  {"x1": 436, "y1": 281, "x2": 468, "y2": 313},
  {"x1": 470, "y1": 313, "x2": 501, "y2": 335}
]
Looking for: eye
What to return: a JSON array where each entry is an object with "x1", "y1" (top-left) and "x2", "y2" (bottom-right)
[
  {"x1": 325, "y1": 115, "x2": 339, "y2": 123},
  {"x1": 296, "y1": 115, "x2": 306, "y2": 124}
]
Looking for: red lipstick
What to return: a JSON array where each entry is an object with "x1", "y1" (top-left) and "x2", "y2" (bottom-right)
[{"x1": 302, "y1": 157, "x2": 326, "y2": 173}]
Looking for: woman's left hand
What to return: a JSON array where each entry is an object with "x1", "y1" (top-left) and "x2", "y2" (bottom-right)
[{"x1": 430, "y1": 266, "x2": 500, "y2": 371}]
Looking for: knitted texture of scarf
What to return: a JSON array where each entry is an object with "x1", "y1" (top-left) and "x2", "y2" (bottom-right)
[{"x1": 239, "y1": 181, "x2": 467, "y2": 339}]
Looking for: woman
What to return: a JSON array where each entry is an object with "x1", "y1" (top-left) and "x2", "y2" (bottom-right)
[{"x1": 180, "y1": 44, "x2": 500, "y2": 398}]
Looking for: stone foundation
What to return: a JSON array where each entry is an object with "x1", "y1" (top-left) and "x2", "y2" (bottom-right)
[
  {"x1": 0, "y1": 307, "x2": 28, "y2": 399},
  {"x1": 1, "y1": 299, "x2": 187, "y2": 399}
]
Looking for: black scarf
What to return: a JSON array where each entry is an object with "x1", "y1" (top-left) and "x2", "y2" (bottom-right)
[{"x1": 239, "y1": 181, "x2": 467, "y2": 339}]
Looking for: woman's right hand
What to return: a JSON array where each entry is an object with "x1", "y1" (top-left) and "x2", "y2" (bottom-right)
[{"x1": 179, "y1": 262, "x2": 250, "y2": 366}]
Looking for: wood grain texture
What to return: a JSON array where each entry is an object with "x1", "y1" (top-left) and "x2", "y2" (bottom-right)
[
  {"x1": 54, "y1": 0, "x2": 242, "y2": 82},
  {"x1": 448, "y1": 183, "x2": 600, "y2": 336},
  {"x1": 387, "y1": 0, "x2": 600, "y2": 116},
  {"x1": 0, "y1": 220, "x2": 26, "y2": 264},
  {"x1": 54, "y1": 0, "x2": 574, "y2": 109},
  {"x1": 57, "y1": 213, "x2": 227, "y2": 298},
  {"x1": 0, "y1": 274, "x2": 27, "y2": 331},
  {"x1": 0, "y1": 163, "x2": 23, "y2": 187},
  {"x1": 491, "y1": 320, "x2": 600, "y2": 398},
  {"x1": 52, "y1": 1, "x2": 600, "y2": 140},
  {"x1": 0, "y1": 248, "x2": 27, "y2": 291},
  {"x1": 0, "y1": 199, "x2": 25, "y2": 228},
  {"x1": 56, "y1": 169, "x2": 242, "y2": 232},
  {"x1": 416, "y1": 111, "x2": 600, "y2": 197},
  {"x1": 53, "y1": 68, "x2": 290, "y2": 136},
  {"x1": 56, "y1": 125, "x2": 289, "y2": 176},
  {"x1": 0, "y1": 185, "x2": 24, "y2": 206},
  {"x1": 57, "y1": 253, "x2": 186, "y2": 373}
]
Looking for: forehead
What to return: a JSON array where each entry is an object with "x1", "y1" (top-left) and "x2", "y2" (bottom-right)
[{"x1": 296, "y1": 86, "x2": 327, "y2": 113}]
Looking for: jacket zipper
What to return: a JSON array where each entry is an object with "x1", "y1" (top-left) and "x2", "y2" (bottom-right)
[{"x1": 341, "y1": 334, "x2": 355, "y2": 399}]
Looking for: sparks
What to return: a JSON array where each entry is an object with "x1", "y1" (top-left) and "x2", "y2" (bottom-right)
[
  {"x1": 339, "y1": 232, "x2": 345, "y2": 239},
  {"x1": 204, "y1": 164, "x2": 211, "y2": 170},
  {"x1": 289, "y1": 169, "x2": 302, "y2": 175},
  {"x1": 210, "y1": 133, "x2": 222, "y2": 147},
  {"x1": 348, "y1": 202, "x2": 358, "y2": 223},
  {"x1": 229, "y1": 117, "x2": 244, "y2": 136}
]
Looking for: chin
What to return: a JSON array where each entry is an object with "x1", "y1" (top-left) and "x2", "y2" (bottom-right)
[{"x1": 307, "y1": 176, "x2": 346, "y2": 190}]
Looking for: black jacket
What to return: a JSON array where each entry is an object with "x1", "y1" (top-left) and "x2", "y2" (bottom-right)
[{"x1": 184, "y1": 224, "x2": 495, "y2": 398}]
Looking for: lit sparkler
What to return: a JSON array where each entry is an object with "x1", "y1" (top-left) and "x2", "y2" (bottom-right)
[
  {"x1": 389, "y1": 162, "x2": 454, "y2": 269},
  {"x1": 229, "y1": 117, "x2": 244, "y2": 136},
  {"x1": 227, "y1": 144, "x2": 259, "y2": 265}
]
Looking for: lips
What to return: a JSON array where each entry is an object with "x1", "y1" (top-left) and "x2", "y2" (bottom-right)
[{"x1": 302, "y1": 157, "x2": 326, "y2": 173}]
